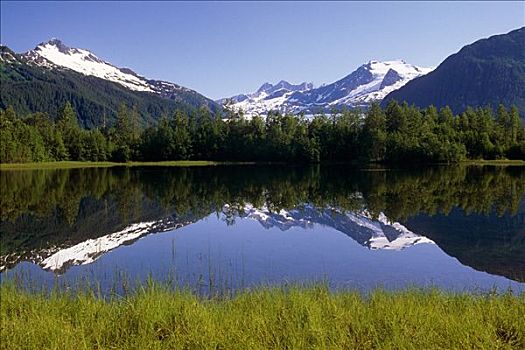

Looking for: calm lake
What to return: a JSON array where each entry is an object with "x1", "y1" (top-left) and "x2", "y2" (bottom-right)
[{"x1": 1, "y1": 165, "x2": 524, "y2": 294}]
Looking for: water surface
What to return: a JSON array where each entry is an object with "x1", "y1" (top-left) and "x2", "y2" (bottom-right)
[{"x1": 1, "y1": 165, "x2": 524, "y2": 293}]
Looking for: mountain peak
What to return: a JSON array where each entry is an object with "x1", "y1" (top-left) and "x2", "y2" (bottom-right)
[
  {"x1": 367, "y1": 59, "x2": 406, "y2": 65},
  {"x1": 254, "y1": 80, "x2": 312, "y2": 95},
  {"x1": 364, "y1": 60, "x2": 411, "y2": 72},
  {"x1": 380, "y1": 69, "x2": 403, "y2": 89},
  {"x1": 256, "y1": 82, "x2": 273, "y2": 94},
  {"x1": 46, "y1": 38, "x2": 64, "y2": 46},
  {"x1": 37, "y1": 38, "x2": 72, "y2": 54}
]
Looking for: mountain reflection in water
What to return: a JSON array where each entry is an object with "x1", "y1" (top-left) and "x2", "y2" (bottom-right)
[{"x1": 1, "y1": 165, "x2": 524, "y2": 290}]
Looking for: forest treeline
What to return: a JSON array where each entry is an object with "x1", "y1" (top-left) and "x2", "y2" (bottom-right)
[{"x1": 1, "y1": 101, "x2": 524, "y2": 164}]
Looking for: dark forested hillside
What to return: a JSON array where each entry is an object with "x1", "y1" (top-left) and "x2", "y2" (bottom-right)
[
  {"x1": 0, "y1": 46, "x2": 220, "y2": 128},
  {"x1": 383, "y1": 27, "x2": 525, "y2": 118}
]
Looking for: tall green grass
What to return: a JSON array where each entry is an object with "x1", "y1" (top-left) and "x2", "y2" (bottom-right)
[{"x1": 1, "y1": 282, "x2": 524, "y2": 349}]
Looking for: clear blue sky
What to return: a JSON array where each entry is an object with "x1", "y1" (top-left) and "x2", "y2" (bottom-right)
[{"x1": 1, "y1": 1, "x2": 523, "y2": 99}]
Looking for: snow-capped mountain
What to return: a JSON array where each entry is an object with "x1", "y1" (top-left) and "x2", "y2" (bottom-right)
[
  {"x1": 22, "y1": 39, "x2": 217, "y2": 107},
  {"x1": 220, "y1": 60, "x2": 433, "y2": 115},
  {"x1": 218, "y1": 80, "x2": 313, "y2": 116},
  {"x1": 24, "y1": 39, "x2": 154, "y2": 92}
]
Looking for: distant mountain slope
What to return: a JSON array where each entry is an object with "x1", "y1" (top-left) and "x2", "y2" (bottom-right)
[
  {"x1": 220, "y1": 60, "x2": 433, "y2": 115},
  {"x1": 0, "y1": 40, "x2": 220, "y2": 127},
  {"x1": 383, "y1": 27, "x2": 525, "y2": 115}
]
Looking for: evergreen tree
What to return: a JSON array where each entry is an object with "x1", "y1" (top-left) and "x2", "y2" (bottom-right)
[
  {"x1": 112, "y1": 103, "x2": 132, "y2": 161},
  {"x1": 57, "y1": 102, "x2": 82, "y2": 160},
  {"x1": 170, "y1": 110, "x2": 192, "y2": 159},
  {"x1": 361, "y1": 103, "x2": 386, "y2": 162}
]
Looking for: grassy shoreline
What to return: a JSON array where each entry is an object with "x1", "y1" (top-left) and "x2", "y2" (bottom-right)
[
  {"x1": 460, "y1": 159, "x2": 525, "y2": 166},
  {"x1": 1, "y1": 284, "x2": 524, "y2": 349},
  {"x1": 0, "y1": 160, "x2": 223, "y2": 170},
  {"x1": 1, "y1": 159, "x2": 524, "y2": 170}
]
